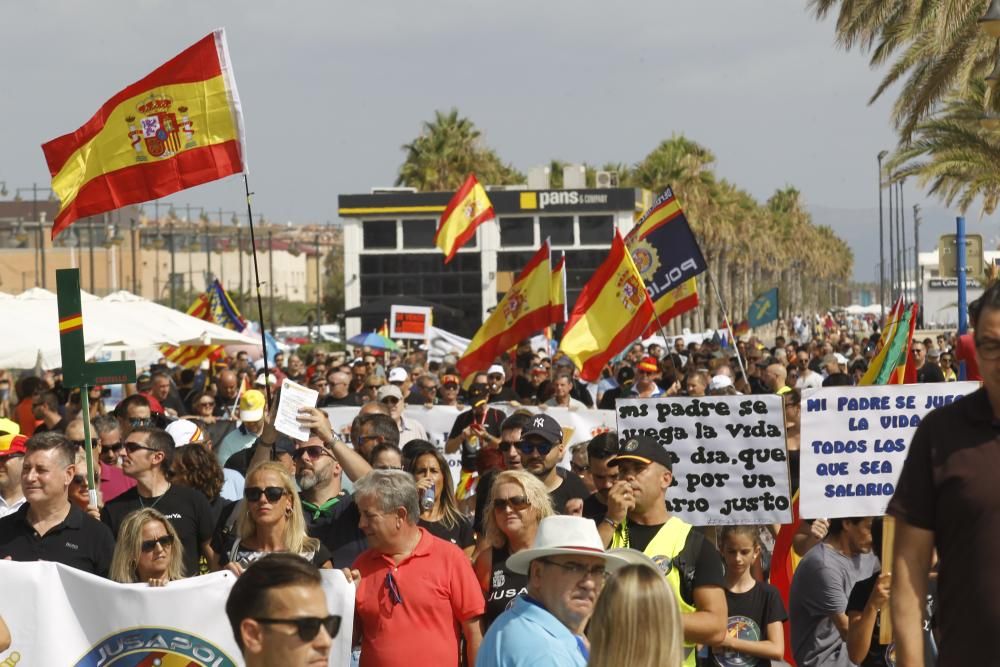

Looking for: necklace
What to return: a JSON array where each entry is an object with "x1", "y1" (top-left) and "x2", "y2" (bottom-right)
[{"x1": 139, "y1": 483, "x2": 171, "y2": 510}]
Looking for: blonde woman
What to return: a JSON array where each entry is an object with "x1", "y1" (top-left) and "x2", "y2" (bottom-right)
[
  {"x1": 109, "y1": 508, "x2": 185, "y2": 586},
  {"x1": 473, "y1": 469, "x2": 554, "y2": 630},
  {"x1": 219, "y1": 461, "x2": 332, "y2": 573},
  {"x1": 588, "y1": 563, "x2": 684, "y2": 667}
]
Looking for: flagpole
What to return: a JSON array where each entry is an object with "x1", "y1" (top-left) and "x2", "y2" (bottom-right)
[
  {"x1": 243, "y1": 175, "x2": 273, "y2": 405},
  {"x1": 707, "y1": 270, "x2": 750, "y2": 389}
]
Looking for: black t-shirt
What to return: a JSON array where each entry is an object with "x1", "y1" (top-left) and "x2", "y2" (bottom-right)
[
  {"x1": 549, "y1": 468, "x2": 590, "y2": 515},
  {"x1": 621, "y1": 519, "x2": 726, "y2": 605},
  {"x1": 484, "y1": 545, "x2": 528, "y2": 629},
  {"x1": 310, "y1": 494, "x2": 368, "y2": 569},
  {"x1": 474, "y1": 470, "x2": 499, "y2": 535},
  {"x1": 448, "y1": 408, "x2": 505, "y2": 470},
  {"x1": 488, "y1": 387, "x2": 520, "y2": 403},
  {"x1": 597, "y1": 386, "x2": 624, "y2": 411},
  {"x1": 571, "y1": 380, "x2": 594, "y2": 408},
  {"x1": 0, "y1": 504, "x2": 115, "y2": 577},
  {"x1": 916, "y1": 363, "x2": 945, "y2": 383},
  {"x1": 708, "y1": 581, "x2": 788, "y2": 667},
  {"x1": 846, "y1": 572, "x2": 890, "y2": 667},
  {"x1": 582, "y1": 493, "x2": 608, "y2": 522},
  {"x1": 102, "y1": 484, "x2": 214, "y2": 576},
  {"x1": 420, "y1": 514, "x2": 475, "y2": 550},
  {"x1": 320, "y1": 393, "x2": 364, "y2": 407},
  {"x1": 512, "y1": 376, "x2": 534, "y2": 402}
]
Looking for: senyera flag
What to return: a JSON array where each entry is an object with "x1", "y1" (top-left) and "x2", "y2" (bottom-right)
[
  {"x1": 42, "y1": 29, "x2": 247, "y2": 239},
  {"x1": 435, "y1": 173, "x2": 495, "y2": 263},
  {"x1": 558, "y1": 230, "x2": 655, "y2": 382}
]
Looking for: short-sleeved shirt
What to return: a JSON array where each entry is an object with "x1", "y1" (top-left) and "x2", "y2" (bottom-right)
[
  {"x1": 549, "y1": 469, "x2": 590, "y2": 515},
  {"x1": 582, "y1": 493, "x2": 607, "y2": 522},
  {"x1": 420, "y1": 514, "x2": 474, "y2": 550},
  {"x1": 0, "y1": 503, "x2": 115, "y2": 577},
  {"x1": 478, "y1": 595, "x2": 587, "y2": 667},
  {"x1": 846, "y1": 571, "x2": 890, "y2": 667},
  {"x1": 483, "y1": 545, "x2": 528, "y2": 630},
  {"x1": 887, "y1": 387, "x2": 999, "y2": 667},
  {"x1": 308, "y1": 493, "x2": 369, "y2": 569},
  {"x1": 788, "y1": 542, "x2": 879, "y2": 667},
  {"x1": 353, "y1": 528, "x2": 484, "y2": 667},
  {"x1": 102, "y1": 483, "x2": 214, "y2": 576},
  {"x1": 708, "y1": 581, "x2": 788, "y2": 667}
]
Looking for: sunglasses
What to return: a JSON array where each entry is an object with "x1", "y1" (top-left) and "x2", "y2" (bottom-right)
[
  {"x1": 197, "y1": 401, "x2": 215, "y2": 408},
  {"x1": 140, "y1": 535, "x2": 175, "y2": 552},
  {"x1": 385, "y1": 571, "x2": 404, "y2": 606},
  {"x1": 124, "y1": 442, "x2": 159, "y2": 454},
  {"x1": 69, "y1": 439, "x2": 93, "y2": 449},
  {"x1": 493, "y1": 495, "x2": 530, "y2": 511},
  {"x1": 105, "y1": 442, "x2": 124, "y2": 452},
  {"x1": 515, "y1": 441, "x2": 555, "y2": 456},
  {"x1": 129, "y1": 417, "x2": 153, "y2": 427},
  {"x1": 381, "y1": 397, "x2": 400, "y2": 405},
  {"x1": 292, "y1": 445, "x2": 330, "y2": 461},
  {"x1": 71, "y1": 473, "x2": 88, "y2": 486},
  {"x1": 254, "y1": 615, "x2": 342, "y2": 642},
  {"x1": 442, "y1": 383, "x2": 459, "y2": 390},
  {"x1": 244, "y1": 486, "x2": 286, "y2": 503}
]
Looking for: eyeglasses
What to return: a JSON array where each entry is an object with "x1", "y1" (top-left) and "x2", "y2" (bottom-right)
[
  {"x1": 197, "y1": 401, "x2": 215, "y2": 408},
  {"x1": 385, "y1": 571, "x2": 404, "y2": 606},
  {"x1": 539, "y1": 558, "x2": 608, "y2": 581},
  {"x1": 515, "y1": 441, "x2": 555, "y2": 456},
  {"x1": 129, "y1": 417, "x2": 153, "y2": 427},
  {"x1": 71, "y1": 473, "x2": 88, "y2": 486},
  {"x1": 254, "y1": 615, "x2": 342, "y2": 642},
  {"x1": 292, "y1": 445, "x2": 331, "y2": 461},
  {"x1": 124, "y1": 442, "x2": 159, "y2": 454},
  {"x1": 244, "y1": 486, "x2": 286, "y2": 503},
  {"x1": 140, "y1": 535, "x2": 175, "y2": 552},
  {"x1": 493, "y1": 495, "x2": 530, "y2": 511}
]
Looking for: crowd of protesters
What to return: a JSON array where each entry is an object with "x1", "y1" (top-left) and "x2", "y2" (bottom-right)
[{"x1": 0, "y1": 308, "x2": 972, "y2": 667}]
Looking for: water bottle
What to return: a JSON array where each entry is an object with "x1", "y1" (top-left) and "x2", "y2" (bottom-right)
[{"x1": 421, "y1": 486, "x2": 435, "y2": 512}]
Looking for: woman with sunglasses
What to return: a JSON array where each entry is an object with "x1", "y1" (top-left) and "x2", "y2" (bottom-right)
[
  {"x1": 219, "y1": 462, "x2": 332, "y2": 574},
  {"x1": 408, "y1": 444, "x2": 475, "y2": 557},
  {"x1": 109, "y1": 508, "x2": 185, "y2": 586},
  {"x1": 474, "y1": 469, "x2": 555, "y2": 630}
]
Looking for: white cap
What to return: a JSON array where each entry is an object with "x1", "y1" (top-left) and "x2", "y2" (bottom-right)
[
  {"x1": 388, "y1": 367, "x2": 408, "y2": 383},
  {"x1": 487, "y1": 364, "x2": 505, "y2": 378},
  {"x1": 165, "y1": 420, "x2": 205, "y2": 447},
  {"x1": 708, "y1": 375, "x2": 734, "y2": 391},
  {"x1": 834, "y1": 352, "x2": 849, "y2": 365}
]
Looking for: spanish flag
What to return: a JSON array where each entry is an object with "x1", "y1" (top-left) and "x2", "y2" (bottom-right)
[
  {"x1": 435, "y1": 174, "x2": 495, "y2": 263},
  {"x1": 42, "y1": 30, "x2": 247, "y2": 239},
  {"x1": 457, "y1": 242, "x2": 552, "y2": 378},
  {"x1": 559, "y1": 231, "x2": 655, "y2": 382},
  {"x1": 550, "y1": 250, "x2": 567, "y2": 325}
]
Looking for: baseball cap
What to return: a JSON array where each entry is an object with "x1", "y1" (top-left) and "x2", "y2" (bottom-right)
[
  {"x1": 833, "y1": 353, "x2": 849, "y2": 365},
  {"x1": 637, "y1": 357, "x2": 659, "y2": 373},
  {"x1": 388, "y1": 367, "x2": 408, "y2": 383},
  {"x1": 708, "y1": 375, "x2": 734, "y2": 391},
  {"x1": 519, "y1": 413, "x2": 563, "y2": 445},
  {"x1": 616, "y1": 366, "x2": 636, "y2": 387},
  {"x1": 254, "y1": 373, "x2": 277, "y2": 387},
  {"x1": 165, "y1": 420, "x2": 205, "y2": 447},
  {"x1": 441, "y1": 374, "x2": 461, "y2": 386},
  {"x1": 531, "y1": 364, "x2": 548, "y2": 377},
  {"x1": 487, "y1": 364, "x2": 505, "y2": 378},
  {"x1": 468, "y1": 384, "x2": 489, "y2": 407},
  {"x1": 273, "y1": 435, "x2": 296, "y2": 457},
  {"x1": 377, "y1": 384, "x2": 403, "y2": 402},
  {"x1": 239, "y1": 390, "x2": 266, "y2": 422},
  {"x1": 927, "y1": 348, "x2": 941, "y2": 360},
  {"x1": 0, "y1": 418, "x2": 20, "y2": 436},
  {"x1": 609, "y1": 434, "x2": 674, "y2": 470},
  {"x1": 0, "y1": 434, "x2": 28, "y2": 458}
]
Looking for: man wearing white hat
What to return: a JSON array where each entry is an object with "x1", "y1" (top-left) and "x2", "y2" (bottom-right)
[{"x1": 477, "y1": 515, "x2": 629, "y2": 667}]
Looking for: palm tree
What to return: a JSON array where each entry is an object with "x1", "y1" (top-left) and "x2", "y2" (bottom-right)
[{"x1": 396, "y1": 109, "x2": 523, "y2": 190}]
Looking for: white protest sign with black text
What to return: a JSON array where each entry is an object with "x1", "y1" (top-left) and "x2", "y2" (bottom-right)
[
  {"x1": 616, "y1": 395, "x2": 792, "y2": 526},
  {"x1": 799, "y1": 382, "x2": 979, "y2": 519}
]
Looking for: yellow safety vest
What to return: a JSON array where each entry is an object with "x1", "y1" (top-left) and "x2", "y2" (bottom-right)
[{"x1": 610, "y1": 516, "x2": 698, "y2": 667}]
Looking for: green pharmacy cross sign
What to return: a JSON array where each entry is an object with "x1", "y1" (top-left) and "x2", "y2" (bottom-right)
[{"x1": 56, "y1": 268, "x2": 136, "y2": 506}]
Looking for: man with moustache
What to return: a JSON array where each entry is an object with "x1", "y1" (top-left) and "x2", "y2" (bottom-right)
[
  {"x1": 581, "y1": 432, "x2": 618, "y2": 523},
  {"x1": 515, "y1": 414, "x2": 589, "y2": 516}
]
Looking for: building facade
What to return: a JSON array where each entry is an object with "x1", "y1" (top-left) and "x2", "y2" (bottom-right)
[{"x1": 338, "y1": 187, "x2": 651, "y2": 337}]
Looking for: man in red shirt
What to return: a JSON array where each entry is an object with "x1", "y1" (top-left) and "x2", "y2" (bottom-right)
[{"x1": 347, "y1": 469, "x2": 484, "y2": 666}]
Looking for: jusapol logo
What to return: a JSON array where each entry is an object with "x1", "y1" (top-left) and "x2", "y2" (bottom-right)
[{"x1": 74, "y1": 627, "x2": 237, "y2": 667}]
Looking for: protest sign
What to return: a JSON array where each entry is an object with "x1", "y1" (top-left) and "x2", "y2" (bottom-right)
[
  {"x1": 0, "y1": 561, "x2": 354, "y2": 666},
  {"x1": 799, "y1": 382, "x2": 979, "y2": 519},
  {"x1": 390, "y1": 305, "x2": 432, "y2": 340},
  {"x1": 616, "y1": 395, "x2": 792, "y2": 525}
]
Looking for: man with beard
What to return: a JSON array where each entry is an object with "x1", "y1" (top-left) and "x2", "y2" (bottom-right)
[
  {"x1": 581, "y1": 432, "x2": 618, "y2": 523},
  {"x1": 515, "y1": 413, "x2": 589, "y2": 516}
]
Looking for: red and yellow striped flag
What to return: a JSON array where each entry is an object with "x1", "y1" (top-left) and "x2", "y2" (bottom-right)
[
  {"x1": 550, "y1": 251, "x2": 567, "y2": 325},
  {"x1": 42, "y1": 29, "x2": 247, "y2": 239},
  {"x1": 435, "y1": 174, "x2": 495, "y2": 263},
  {"x1": 160, "y1": 293, "x2": 223, "y2": 368},
  {"x1": 558, "y1": 231, "x2": 655, "y2": 382}
]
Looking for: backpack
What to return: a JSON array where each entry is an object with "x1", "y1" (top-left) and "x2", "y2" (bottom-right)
[{"x1": 673, "y1": 528, "x2": 704, "y2": 606}]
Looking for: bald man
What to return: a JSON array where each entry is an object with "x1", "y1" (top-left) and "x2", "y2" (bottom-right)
[
  {"x1": 321, "y1": 371, "x2": 362, "y2": 407},
  {"x1": 214, "y1": 371, "x2": 240, "y2": 419},
  {"x1": 763, "y1": 363, "x2": 790, "y2": 395}
]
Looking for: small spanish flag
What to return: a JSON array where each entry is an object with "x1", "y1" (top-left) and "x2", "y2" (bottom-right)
[
  {"x1": 550, "y1": 250, "x2": 567, "y2": 325},
  {"x1": 435, "y1": 174, "x2": 495, "y2": 263},
  {"x1": 42, "y1": 29, "x2": 247, "y2": 239}
]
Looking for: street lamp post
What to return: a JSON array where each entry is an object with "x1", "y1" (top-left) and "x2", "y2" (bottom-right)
[
  {"x1": 898, "y1": 180, "x2": 907, "y2": 301},
  {"x1": 913, "y1": 204, "x2": 922, "y2": 324},
  {"x1": 15, "y1": 183, "x2": 55, "y2": 289},
  {"x1": 877, "y1": 151, "x2": 888, "y2": 320}
]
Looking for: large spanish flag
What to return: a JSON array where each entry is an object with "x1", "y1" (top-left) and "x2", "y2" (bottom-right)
[
  {"x1": 435, "y1": 174, "x2": 495, "y2": 263},
  {"x1": 550, "y1": 250, "x2": 567, "y2": 325},
  {"x1": 457, "y1": 242, "x2": 551, "y2": 378},
  {"x1": 42, "y1": 29, "x2": 247, "y2": 239},
  {"x1": 559, "y1": 231, "x2": 655, "y2": 381}
]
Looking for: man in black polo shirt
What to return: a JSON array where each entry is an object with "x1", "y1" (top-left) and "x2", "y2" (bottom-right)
[
  {"x1": 102, "y1": 426, "x2": 216, "y2": 576},
  {"x1": 0, "y1": 432, "x2": 114, "y2": 576}
]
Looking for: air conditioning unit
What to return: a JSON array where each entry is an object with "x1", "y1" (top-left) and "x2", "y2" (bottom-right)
[
  {"x1": 563, "y1": 164, "x2": 586, "y2": 189},
  {"x1": 595, "y1": 171, "x2": 618, "y2": 188},
  {"x1": 528, "y1": 166, "x2": 551, "y2": 190}
]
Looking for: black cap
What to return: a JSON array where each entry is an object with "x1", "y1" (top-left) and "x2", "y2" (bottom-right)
[
  {"x1": 519, "y1": 413, "x2": 564, "y2": 445},
  {"x1": 273, "y1": 435, "x2": 296, "y2": 456},
  {"x1": 609, "y1": 434, "x2": 673, "y2": 470},
  {"x1": 468, "y1": 384, "x2": 489, "y2": 407}
]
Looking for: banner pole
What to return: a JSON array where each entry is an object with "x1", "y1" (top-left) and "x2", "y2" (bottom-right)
[
  {"x1": 244, "y1": 174, "x2": 273, "y2": 406},
  {"x1": 79, "y1": 386, "x2": 99, "y2": 509},
  {"x1": 707, "y1": 270, "x2": 750, "y2": 389}
]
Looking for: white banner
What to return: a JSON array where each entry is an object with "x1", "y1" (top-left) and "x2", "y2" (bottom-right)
[
  {"x1": 799, "y1": 382, "x2": 979, "y2": 519},
  {"x1": 616, "y1": 396, "x2": 792, "y2": 526},
  {"x1": 0, "y1": 561, "x2": 354, "y2": 666}
]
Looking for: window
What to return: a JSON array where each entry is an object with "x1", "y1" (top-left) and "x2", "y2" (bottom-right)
[
  {"x1": 363, "y1": 220, "x2": 397, "y2": 249},
  {"x1": 499, "y1": 217, "x2": 534, "y2": 247},
  {"x1": 579, "y1": 214, "x2": 614, "y2": 245},
  {"x1": 402, "y1": 219, "x2": 437, "y2": 249},
  {"x1": 497, "y1": 251, "x2": 538, "y2": 272},
  {"x1": 539, "y1": 215, "x2": 574, "y2": 247}
]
